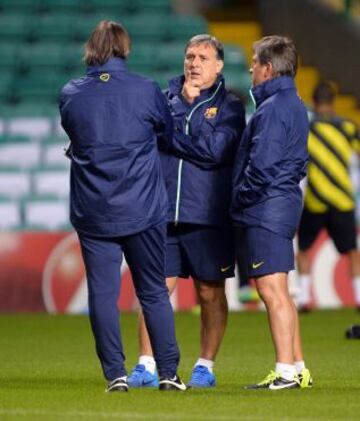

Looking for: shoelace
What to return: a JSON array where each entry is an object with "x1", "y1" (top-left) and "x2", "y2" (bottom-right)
[
  {"x1": 191, "y1": 366, "x2": 210, "y2": 381},
  {"x1": 131, "y1": 364, "x2": 146, "y2": 377},
  {"x1": 258, "y1": 370, "x2": 279, "y2": 386}
]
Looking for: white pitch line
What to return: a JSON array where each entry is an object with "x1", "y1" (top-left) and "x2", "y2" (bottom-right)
[{"x1": 0, "y1": 408, "x2": 265, "y2": 421}]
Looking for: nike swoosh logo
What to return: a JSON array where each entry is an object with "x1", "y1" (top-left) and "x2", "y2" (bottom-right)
[
  {"x1": 269, "y1": 380, "x2": 299, "y2": 390},
  {"x1": 252, "y1": 261, "x2": 264, "y2": 269},
  {"x1": 160, "y1": 378, "x2": 187, "y2": 391},
  {"x1": 221, "y1": 265, "x2": 232, "y2": 272}
]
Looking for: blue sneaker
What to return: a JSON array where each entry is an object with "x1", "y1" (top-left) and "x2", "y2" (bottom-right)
[
  {"x1": 187, "y1": 365, "x2": 216, "y2": 388},
  {"x1": 127, "y1": 364, "x2": 159, "y2": 388}
]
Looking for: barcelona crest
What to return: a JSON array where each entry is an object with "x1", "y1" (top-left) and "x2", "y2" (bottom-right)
[{"x1": 204, "y1": 107, "x2": 218, "y2": 119}]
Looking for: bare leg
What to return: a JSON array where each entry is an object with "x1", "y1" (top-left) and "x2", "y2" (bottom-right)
[
  {"x1": 138, "y1": 277, "x2": 178, "y2": 357},
  {"x1": 194, "y1": 279, "x2": 228, "y2": 361},
  {"x1": 255, "y1": 273, "x2": 295, "y2": 364},
  {"x1": 292, "y1": 299, "x2": 304, "y2": 362},
  {"x1": 297, "y1": 250, "x2": 310, "y2": 274},
  {"x1": 349, "y1": 249, "x2": 360, "y2": 277}
]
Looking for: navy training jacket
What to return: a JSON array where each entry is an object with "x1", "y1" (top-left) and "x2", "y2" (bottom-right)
[
  {"x1": 161, "y1": 74, "x2": 246, "y2": 227},
  {"x1": 59, "y1": 58, "x2": 172, "y2": 237},
  {"x1": 231, "y1": 76, "x2": 309, "y2": 239}
]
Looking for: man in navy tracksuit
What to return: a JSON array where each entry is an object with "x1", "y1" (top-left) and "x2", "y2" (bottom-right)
[
  {"x1": 128, "y1": 35, "x2": 246, "y2": 388},
  {"x1": 59, "y1": 21, "x2": 185, "y2": 392},
  {"x1": 231, "y1": 35, "x2": 312, "y2": 390}
]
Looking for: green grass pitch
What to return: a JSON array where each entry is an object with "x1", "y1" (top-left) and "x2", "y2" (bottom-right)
[{"x1": 0, "y1": 309, "x2": 359, "y2": 420}]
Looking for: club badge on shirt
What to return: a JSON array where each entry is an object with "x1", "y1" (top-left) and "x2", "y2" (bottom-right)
[
  {"x1": 99, "y1": 73, "x2": 110, "y2": 82},
  {"x1": 204, "y1": 107, "x2": 218, "y2": 119}
]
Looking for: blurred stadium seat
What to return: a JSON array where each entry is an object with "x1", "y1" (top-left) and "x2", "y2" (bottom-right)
[
  {"x1": 32, "y1": 168, "x2": 70, "y2": 198},
  {"x1": 23, "y1": 195, "x2": 69, "y2": 230},
  {"x1": 0, "y1": 139, "x2": 41, "y2": 169},
  {"x1": 0, "y1": 196, "x2": 21, "y2": 229},
  {"x1": 0, "y1": 169, "x2": 31, "y2": 199}
]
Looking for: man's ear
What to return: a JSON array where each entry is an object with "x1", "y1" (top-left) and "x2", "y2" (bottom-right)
[
  {"x1": 216, "y1": 60, "x2": 224, "y2": 75},
  {"x1": 265, "y1": 62, "x2": 274, "y2": 80}
]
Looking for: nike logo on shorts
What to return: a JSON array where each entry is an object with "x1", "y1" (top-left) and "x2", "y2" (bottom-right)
[
  {"x1": 252, "y1": 261, "x2": 265, "y2": 269},
  {"x1": 221, "y1": 265, "x2": 232, "y2": 272}
]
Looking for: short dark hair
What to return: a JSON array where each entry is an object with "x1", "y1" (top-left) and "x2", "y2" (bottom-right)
[
  {"x1": 312, "y1": 81, "x2": 336, "y2": 104},
  {"x1": 185, "y1": 34, "x2": 224, "y2": 61},
  {"x1": 253, "y1": 35, "x2": 298, "y2": 77},
  {"x1": 84, "y1": 20, "x2": 131, "y2": 66}
]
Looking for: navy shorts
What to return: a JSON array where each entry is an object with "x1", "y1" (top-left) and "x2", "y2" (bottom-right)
[
  {"x1": 166, "y1": 223, "x2": 235, "y2": 281},
  {"x1": 237, "y1": 226, "x2": 295, "y2": 278}
]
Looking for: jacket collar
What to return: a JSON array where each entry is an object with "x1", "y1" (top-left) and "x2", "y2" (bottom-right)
[
  {"x1": 251, "y1": 76, "x2": 295, "y2": 108},
  {"x1": 86, "y1": 57, "x2": 127, "y2": 75},
  {"x1": 168, "y1": 74, "x2": 225, "y2": 104}
]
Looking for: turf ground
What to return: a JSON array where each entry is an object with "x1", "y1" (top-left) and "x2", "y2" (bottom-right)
[{"x1": 0, "y1": 309, "x2": 359, "y2": 420}]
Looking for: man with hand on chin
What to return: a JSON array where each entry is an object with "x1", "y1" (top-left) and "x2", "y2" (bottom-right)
[{"x1": 128, "y1": 34, "x2": 246, "y2": 389}]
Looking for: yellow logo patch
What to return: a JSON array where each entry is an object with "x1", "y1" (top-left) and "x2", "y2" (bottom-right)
[
  {"x1": 99, "y1": 73, "x2": 110, "y2": 82},
  {"x1": 204, "y1": 107, "x2": 217, "y2": 119}
]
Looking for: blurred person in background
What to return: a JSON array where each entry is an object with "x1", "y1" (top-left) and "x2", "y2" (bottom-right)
[
  {"x1": 232, "y1": 35, "x2": 312, "y2": 390},
  {"x1": 127, "y1": 34, "x2": 246, "y2": 389},
  {"x1": 59, "y1": 20, "x2": 186, "y2": 392},
  {"x1": 297, "y1": 81, "x2": 360, "y2": 312}
]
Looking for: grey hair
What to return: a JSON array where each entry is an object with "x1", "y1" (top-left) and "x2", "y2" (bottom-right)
[
  {"x1": 253, "y1": 35, "x2": 298, "y2": 77},
  {"x1": 185, "y1": 34, "x2": 224, "y2": 61}
]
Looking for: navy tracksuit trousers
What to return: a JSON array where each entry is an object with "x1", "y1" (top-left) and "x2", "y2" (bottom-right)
[{"x1": 78, "y1": 223, "x2": 180, "y2": 381}]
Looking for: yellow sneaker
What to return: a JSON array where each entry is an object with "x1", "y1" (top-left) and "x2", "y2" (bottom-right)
[{"x1": 298, "y1": 368, "x2": 313, "y2": 388}]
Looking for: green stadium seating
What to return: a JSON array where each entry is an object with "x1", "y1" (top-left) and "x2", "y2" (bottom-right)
[
  {"x1": 0, "y1": 73, "x2": 13, "y2": 102},
  {"x1": 31, "y1": 167, "x2": 69, "y2": 198},
  {"x1": 0, "y1": 44, "x2": 18, "y2": 69},
  {"x1": 127, "y1": 43, "x2": 156, "y2": 73},
  {"x1": 39, "y1": 0, "x2": 82, "y2": 14},
  {"x1": 0, "y1": 134, "x2": 31, "y2": 143},
  {"x1": 86, "y1": 0, "x2": 129, "y2": 14},
  {"x1": 0, "y1": 103, "x2": 57, "y2": 118},
  {"x1": 167, "y1": 15, "x2": 208, "y2": 42},
  {"x1": 22, "y1": 194, "x2": 69, "y2": 230},
  {"x1": 18, "y1": 44, "x2": 65, "y2": 73},
  {"x1": 0, "y1": 0, "x2": 39, "y2": 13},
  {"x1": 0, "y1": 195, "x2": 21, "y2": 229},
  {"x1": 0, "y1": 14, "x2": 30, "y2": 42},
  {"x1": 29, "y1": 14, "x2": 78, "y2": 42},
  {"x1": 223, "y1": 70, "x2": 251, "y2": 96},
  {"x1": 157, "y1": 42, "x2": 184, "y2": 72},
  {"x1": 126, "y1": 15, "x2": 168, "y2": 42},
  {"x1": 132, "y1": 0, "x2": 172, "y2": 14},
  {"x1": 13, "y1": 72, "x2": 68, "y2": 103},
  {"x1": 224, "y1": 44, "x2": 248, "y2": 71},
  {"x1": 0, "y1": 168, "x2": 31, "y2": 199}
]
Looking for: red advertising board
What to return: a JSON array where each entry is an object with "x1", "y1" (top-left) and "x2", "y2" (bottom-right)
[{"x1": 0, "y1": 230, "x2": 357, "y2": 313}]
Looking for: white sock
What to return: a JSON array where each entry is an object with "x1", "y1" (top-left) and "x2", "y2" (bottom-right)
[
  {"x1": 195, "y1": 358, "x2": 214, "y2": 373},
  {"x1": 353, "y1": 276, "x2": 360, "y2": 305},
  {"x1": 275, "y1": 362, "x2": 296, "y2": 381},
  {"x1": 297, "y1": 274, "x2": 311, "y2": 306},
  {"x1": 294, "y1": 360, "x2": 306, "y2": 374},
  {"x1": 139, "y1": 355, "x2": 156, "y2": 375}
]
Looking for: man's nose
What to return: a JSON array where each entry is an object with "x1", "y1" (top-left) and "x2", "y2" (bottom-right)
[{"x1": 192, "y1": 56, "x2": 201, "y2": 66}]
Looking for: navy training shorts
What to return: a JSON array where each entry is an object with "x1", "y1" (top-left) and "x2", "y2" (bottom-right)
[
  {"x1": 236, "y1": 226, "x2": 295, "y2": 278},
  {"x1": 166, "y1": 223, "x2": 235, "y2": 281}
]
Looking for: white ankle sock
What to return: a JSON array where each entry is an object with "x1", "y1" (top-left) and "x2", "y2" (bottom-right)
[
  {"x1": 353, "y1": 276, "x2": 360, "y2": 305},
  {"x1": 139, "y1": 355, "x2": 156, "y2": 374},
  {"x1": 195, "y1": 358, "x2": 214, "y2": 373},
  {"x1": 298, "y1": 274, "x2": 311, "y2": 306},
  {"x1": 294, "y1": 360, "x2": 306, "y2": 374},
  {"x1": 275, "y1": 362, "x2": 296, "y2": 381}
]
